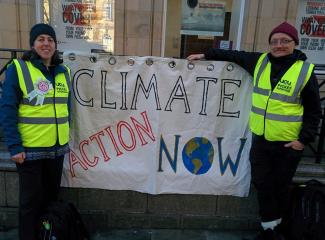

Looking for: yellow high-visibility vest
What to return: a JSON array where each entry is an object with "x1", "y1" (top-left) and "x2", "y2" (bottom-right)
[
  {"x1": 250, "y1": 53, "x2": 314, "y2": 141},
  {"x1": 13, "y1": 59, "x2": 71, "y2": 147}
]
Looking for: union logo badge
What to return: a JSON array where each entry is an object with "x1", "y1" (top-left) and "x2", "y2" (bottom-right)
[
  {"x1": 27, "y1": 78, "x2": 53, "y2": 105},
  {"x1": 37, "y1": 80, "x2": 50, "y2": 93}
]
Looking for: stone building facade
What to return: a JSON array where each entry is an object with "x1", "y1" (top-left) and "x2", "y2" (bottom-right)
[
  {"x1": 0, "y1": 0, "x2": 308, "y2": 57},
  {"x1": 0, "y1": 0, "x2": 324, "y2": 232}
]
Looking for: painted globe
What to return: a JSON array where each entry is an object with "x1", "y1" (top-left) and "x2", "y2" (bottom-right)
[{"x1": 182, "y1": 137, "x2": 214, "y2": 175}]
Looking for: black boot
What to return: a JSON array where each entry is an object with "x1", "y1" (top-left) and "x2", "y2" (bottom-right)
[
  {"x1": 274, "y1": 225, "x2": 286, "y2": 240},
  {"x1": 275, "y1": 221, "x2": 290, "y2": 239}
]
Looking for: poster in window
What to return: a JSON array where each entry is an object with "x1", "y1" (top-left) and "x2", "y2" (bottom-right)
[
  {"x1": 181, "y1": 0, "x2": 225, "y2": 36},
  {"x1": 296, "y1": 0, "x2": 325, "y2": 65},
  {"x1": 50, "y1": 0, "x2": 114, "y2": 52}
]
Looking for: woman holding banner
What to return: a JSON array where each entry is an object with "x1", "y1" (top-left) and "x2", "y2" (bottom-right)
[
  {"x1": 0, "y1": 23, "x2": 71, "y2": 240},
  {"x1": 188, "y1": 22, "x2": 321, "y2": 240}
]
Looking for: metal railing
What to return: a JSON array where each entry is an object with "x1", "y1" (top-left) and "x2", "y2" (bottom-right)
[
  {"x1": 0, "y1": 48, "x2": 26, "y2": 76},
  {"x1": 0, "y1": 48, "x2": 324, "y2": 163}
]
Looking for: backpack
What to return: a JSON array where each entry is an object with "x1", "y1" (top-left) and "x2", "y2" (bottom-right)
[
  {"x1": 289, "y1": 180, "x2": 325, "y2": 240},
  {"x1": 38, "y1": 201, "x2": 90, "y2": 240}
]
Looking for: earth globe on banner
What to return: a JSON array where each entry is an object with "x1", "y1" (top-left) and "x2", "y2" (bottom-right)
[{"x1": 182, "y1": 137, "x2": 214, "y2": 175}]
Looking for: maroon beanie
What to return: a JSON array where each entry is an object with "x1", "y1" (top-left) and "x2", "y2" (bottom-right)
[{"x1": 268, "y1": 22, "x2": 299, "y2": 45}]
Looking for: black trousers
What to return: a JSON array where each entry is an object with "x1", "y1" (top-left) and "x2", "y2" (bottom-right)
[
  {"x1": 16, "y1": 156, "x2": 64, "y2": 240},
  {"x1": 250, "y1": 135, "x2": 302, "y2": 222}
]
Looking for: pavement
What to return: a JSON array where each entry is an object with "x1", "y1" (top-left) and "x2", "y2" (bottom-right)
[{"x1": 0, "y1": 228, "x2": 256, "y2": 240}]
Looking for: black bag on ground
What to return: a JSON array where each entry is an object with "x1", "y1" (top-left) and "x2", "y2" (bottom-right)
[
  {"x1": 38, "y1": 201, "x2": 90, "y2": 240},
  {"x1": 289, "y1": 179, "x2": 325, "y2": 240}
]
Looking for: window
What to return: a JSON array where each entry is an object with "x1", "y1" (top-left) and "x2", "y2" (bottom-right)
[
  {"x1": 103, "y1": 34, "x2": 113, "y2": 52},
  {"x1": 103, "y1": 1, "x2": 112, "y2": 21},
  {"x1": 84, "y1": 0, "x2": 96, "y2": 11}
]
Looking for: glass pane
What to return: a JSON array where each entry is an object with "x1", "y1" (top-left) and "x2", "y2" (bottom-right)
[{"x1": 46, "y1": 0, "x2": 115, "y2": 53}]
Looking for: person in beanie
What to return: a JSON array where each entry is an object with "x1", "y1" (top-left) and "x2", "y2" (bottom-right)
[
  {"x1": 188, "y1": 22, "x2": 321, "y2": 240},
  {"x1": 0, "y1": 23, "x2": 71, "y2": 240}
]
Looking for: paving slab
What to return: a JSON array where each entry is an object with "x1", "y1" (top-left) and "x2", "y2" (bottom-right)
[{"x1": 0, "y1": 228, "x2": 256, "y2": 240}]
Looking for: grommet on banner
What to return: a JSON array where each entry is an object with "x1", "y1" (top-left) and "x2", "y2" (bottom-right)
[
  {"x1": 168, "y1": 61, "x2": 176, "y2": 68},
  {"x1": 187, "y1": 62, "x2": 195, "y2": 70},
  {"x1": 207, "y1": 64, "x2": 214, "y2": 71},
  {"x1": 108, "y1": 56, "x2": 116, "y2": 65},
  {"x1": 146, "y1": 58, "x2": 153, "y2": 66},
  {"x1": 68, "y1": 53, "x2": 76, "y2": 61},
  {"x1": 128, "y1": 58, "x2": 135, "y2": 66},
  {"x1": 227, "y1": 64, "x2": 234, "y2": 71},
  {"x1": 90, "y1": 56, "x2": 97, "y2": 63}
]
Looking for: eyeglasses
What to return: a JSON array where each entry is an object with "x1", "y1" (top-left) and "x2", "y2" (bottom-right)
[{"x1": 269, "y1": 39, "x2": 294, "y2": 46}]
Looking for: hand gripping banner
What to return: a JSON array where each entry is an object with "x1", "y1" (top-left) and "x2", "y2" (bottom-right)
[{"x1": 61, "y1": 52, "x2": 253, "y2": 197}]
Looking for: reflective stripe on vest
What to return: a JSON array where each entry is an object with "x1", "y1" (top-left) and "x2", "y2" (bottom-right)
[
  {"x1": 21, "y1": 97, "x2": 68, "y2": 105},
  {"x1": 250, "y1": 53, "x2": 313, "y2": 141},
  {"x1": 19, "y1": 116, "x2": 69, "y2": 124},
  {"x1": 251, "y1": 106, "x2": 303, "y2": 122},
  {"x1": 13, "y1": 59, "x2": 70, "y2": 147}
]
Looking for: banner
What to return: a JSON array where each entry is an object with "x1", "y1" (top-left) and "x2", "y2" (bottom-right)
[
  {"x1": 61, "y1": 53, "x2": 253, "y2": 196},
  {"x1": 181, "y1": 0, "x2": 225, "y2": 36},
  {"x1": 50, "y1": 0, "x2": 114, "y2": 52},
  {"x1": 296, "y1": 0, "x2": 325, "y2": 64}
]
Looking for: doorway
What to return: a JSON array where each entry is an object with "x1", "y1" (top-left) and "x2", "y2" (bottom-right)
[{"x1": 164, "y1": 0, "x2": 245, "y2": 58}]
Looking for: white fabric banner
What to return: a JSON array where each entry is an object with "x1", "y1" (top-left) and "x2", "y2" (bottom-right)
[{"x1": 61, "y1": 52, "x2": 253, "y2": 197}]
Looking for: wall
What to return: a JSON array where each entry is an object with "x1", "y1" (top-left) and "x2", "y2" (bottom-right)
[
  {"x1": 0, "y1": 0, "x2": 35, "y2": 50},
  {"x1": 0, "y1": 0, "x2": 320, "y2": 60},
  {"x1": 1, "y1": 156, "x2": 324, "y2": 232},
  {"x1": 0, "y1": 159, "x2": 260, "y2": 232},
  {"x1": 164, "y1": 0, "x2": 182, "y2": 58},
  {"x1": 0, "y1": 0, "x2": 35, "y2": 77},
  {"x1": 114, "y1": 0, "x2": 164, "y2": 56},
  {"x1": 241, "y1": 0, "x2": 298, "y2": 51}
]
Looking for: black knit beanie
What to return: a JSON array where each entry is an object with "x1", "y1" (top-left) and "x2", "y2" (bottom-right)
[{"x1": 29, "y1": 23, "x2": 57, "y2": 47}]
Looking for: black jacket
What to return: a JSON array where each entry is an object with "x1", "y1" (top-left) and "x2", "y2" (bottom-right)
[{"x1": 204, "y1": 48, "x2": 321, "y2": 144}]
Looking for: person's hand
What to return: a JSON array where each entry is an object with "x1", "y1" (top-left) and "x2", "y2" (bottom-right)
[
  {"x1": 187, "y1": 54, "x2": 205, "y2": 61},
  {"x1": 284, "y1": 140, "x2": 304, "y2": 151},
  {"x1": 11, "y1": 152, "x2": 26, "y2": 164}
]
